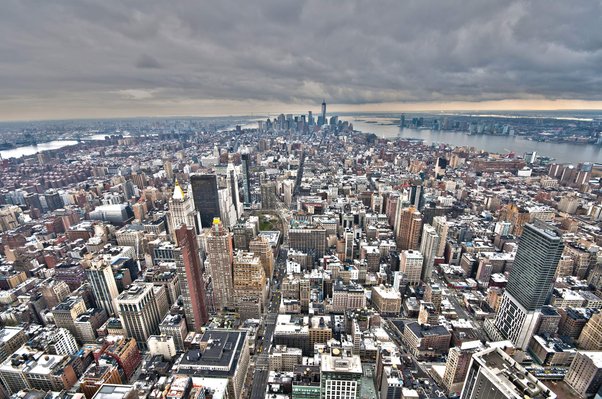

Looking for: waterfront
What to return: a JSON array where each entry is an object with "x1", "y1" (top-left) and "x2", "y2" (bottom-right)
[
  {"x1": 0, "y1": 140, "x2": 79, "y2": 160},
  {"x1": 348, "y1": 117, "x2": 602, "y2": 164},
  {"x1": 0, "y1": 134, "x2": 115, "y2": 159}
]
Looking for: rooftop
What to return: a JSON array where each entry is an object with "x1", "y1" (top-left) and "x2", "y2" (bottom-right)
[{"x1": 475, "y1": 347, "x2": 556, "y2": 399}]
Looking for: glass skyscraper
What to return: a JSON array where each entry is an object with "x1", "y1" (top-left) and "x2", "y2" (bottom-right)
[
  {"x1": 487, "y1": 222, "x2": 564, "y2": 349},
  {"x1": 505, "y1": 222, "x2": 564, "y2": 311}
]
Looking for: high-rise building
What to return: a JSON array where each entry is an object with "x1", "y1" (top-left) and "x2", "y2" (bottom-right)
[
  {"x1": 564, "y1": 351, "x2": 602, "y2": 398},
  {"x1": 175, "y1": 225, "x2": 209, "y2": 331},
  {"x1": 167, "y1": 180, "x2": 200, "y2": 237},
  {"x1": 396, "y1": 207, "x2": 423, "y2": 251},
  {"x1": 321, "y1": 100, "x2": 327, "y2": 126},
  {"x1": 577, "y1": 311, "x2": 602, "y2": 350},
  {"x1": 190, "y1": 174, "x2": 221, "y2": 228},
  {"x1": 442, "y1": 342, "x2": 483, "y2": 395},
  {"x1": 261, "y1": 181, "x2": 278, "y2": 210},
  {"x1": 249, "y1": 235, "x2": 275, "y2": 279},
  {"x1": 241, "y1": 153, "x2": 252, "y2": 204},
  {"x1": 433, "y1": 216, "x2": 449, "y2": 257},
  {"x1": 206, "y1": 217, "x2": 234, "y2": 312},
  {"x1": 44, "y1": 190, "x2": 64, "y2": 211},
  {"x1": 174, "y1": 329, "x2": 250, "y2": 399},
  {"x1": 232, "y1": 251, "x2": 267, "y2": 319},
  {"x1": 85, "y1": 261, "x2": 120, "y2": 316},
  {"x1": 320, "y1": 348, "x2": 362, "y2": 399},
  {"x1": 489, "y1": 223, "x2": 564, "y2": 349},
  {"x1": 159, "y1": 314, "x2": 188, "y2": 352},
  {"x1": 0, "y1": 347, "x2": 78, "y2": 394},
  {"x1": 400, "y1": 250, "x2": 423, "y2": 286},
  {"x1": 461, "y1": 347, "x2": 556, "y2": 399},
  {"x1": 419, "y1": 224, "x2": 439, "y2": 282},
  {"x1": 0, "y1": 327, "x2": 27, "y2": 363},
  {"x1": 289, "y1": 222, "x2": 327, "y2": 259},
  {"x1": 116, "y1": 282, "x2": 163, "y2": 349},
  {"x1": 52, "y1": 296, "x2": 87, "y2": 339}
]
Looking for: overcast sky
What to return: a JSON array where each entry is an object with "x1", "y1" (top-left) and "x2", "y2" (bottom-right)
[{"x1": 1, "y1": 0, "x2": 602, "y2": 120}]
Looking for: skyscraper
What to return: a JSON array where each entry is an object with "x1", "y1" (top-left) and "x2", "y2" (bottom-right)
[
  {"x1": 206, "y1": 218, "x2": 234, "y2": 312},
  {"x1": 241, "y1": 153, "x2": 252, "y2": 204},
  {"x1": 320, "y1": 348, "x2": 362, "y2": 399},
  {"x1": 175, "y1": 225, "x2": 209, "y2": 331},
  {"x1": 116, "y1": 282, "x2": 163, "y2": 349},
  {"x1": 396, "y1": 206, "x2": 423, "y2": 251},
  {"x1": 249, "y1": 235, "x2": 274, "y2": 279},
  {"x1": 190, "y1": 174, "x2": 221, "y2": 228},
  {"x1": 488, "y1": 222, "x2": 564, "y2": 349},
  {"x1": 232, "y1": 251, "x2": 266, "y2": 319},
  {"x1": 167, "y1": 180, "x2": 200, "y2": 237},
  {"x1": 433, "y1": 216, "x2": 449, "y2": 257},
  {"x1": 419, "y1": 224, "x2": 440, "y2": 282},
  {"x1": 85, "y1": 261, "x2": 120, "y2": 316},
  {"x1": 321, "y1": 100, "x2": 327, "y2": 126}
]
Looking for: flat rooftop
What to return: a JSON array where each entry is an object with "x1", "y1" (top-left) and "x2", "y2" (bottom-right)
[{"x1": 476, "y1": 347, "x2": 556, "y2": 399}]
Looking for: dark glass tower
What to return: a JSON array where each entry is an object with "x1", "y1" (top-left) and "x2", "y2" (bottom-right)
[
  {"x1": 190, "y1": 174, "x2": 220, "y2": 228},
  {"x1": 241, "y1": 153, "x2": 251, "y2": 204},
  {"x1": 505, "y1": 222, "x2": 564, "y2": 311}
]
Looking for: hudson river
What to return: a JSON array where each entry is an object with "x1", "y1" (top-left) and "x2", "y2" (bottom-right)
[{"x1": 349, "y1": 118, "x2": 602, "y2": 164}]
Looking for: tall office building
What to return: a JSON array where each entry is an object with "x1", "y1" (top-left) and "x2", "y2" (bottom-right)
[
  {"x1": 45, "y1": 190, "x2": 64, "y2": 211},
  {"x1": 261, "y1": 181, "x2": 278, "y2": 210},
  {"x1": 461, "y1": 347, "x2": 556, "y2": 399},
  {"x1": 289, "y1": 223, "x2": 327, "y2": 259},
  {"x1": 433, "y1": 216, "x2": 449, "y2": 257},
  {"x1": 577, "y1": 311, "x2": 602, "y2": 350},
  {"x1": 321, "y1": 100, "x2": 327, "y2": 126},
  {"x1": 443, "y1": 342, "x2": 483, "y2": 395},
  {"x1": 320, "y1": 348, "x2": 362, "y2": 399},
  {"x1": 241, "y1": 153, "x2": 252, "y2": 204},
  {"x1": 227, "y1": 163, "x2": 242, "y2": 219},
  {"x1": 190, "y1": 174, "x2": 221, "y2": 228},
  {"x1": 564, "y1": 351, "x2": 602, "y2": 398},
  {"x1": 175, "y1": 225, "x2": 209, "y2": 331},
  {"x1": 489, "y1": 222, "x2": 564, "y2": 349},
  {"x1": 206, "y1": 218, "x2": 234, "y2": 312},
  {"x1": 400, "y1": 250, "x2": 424, "y2": 286},
  {"x1": 419, "y1": 224, "x2": 440, "y2": 282},
  {"x1": 167, "y1": 180, "x2": 200, "y2": 237},
  {"x1": 249, "y1": 236, "x2": 274, "y2": 279},
  {"x1": 232, "y1": 251, "x2": 267, "y2": 319},
  {"x1": 116, "y1": 282, "x2": 163, "y2": 348},
  {"x1": 396, "y1": 206, "x2": 423, "y2": 251},
  {"x1": 85, "y1": 261, "x2": 120, "y2": 316}
]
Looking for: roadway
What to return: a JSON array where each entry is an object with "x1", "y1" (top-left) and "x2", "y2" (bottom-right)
[{"x1": 248, "y1": 249, "x2": 286, "y2": 399}]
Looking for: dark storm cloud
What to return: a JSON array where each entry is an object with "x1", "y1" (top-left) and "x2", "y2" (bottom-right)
[
  {"x1": 136, "y1": 54, "x2": 162, "y2": 69},
  {"x1": 0, "y1": 0, "x2": 601, "y2": 115}
]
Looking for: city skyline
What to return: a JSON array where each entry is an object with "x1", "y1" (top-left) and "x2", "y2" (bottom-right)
[{"x1": 1, "y1": 1, "x2": 602, "y2": 120}]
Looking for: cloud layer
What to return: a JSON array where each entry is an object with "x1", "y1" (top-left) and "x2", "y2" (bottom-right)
[{"x1": 1, "y1": 0, "x2": 601, "y2": 119}]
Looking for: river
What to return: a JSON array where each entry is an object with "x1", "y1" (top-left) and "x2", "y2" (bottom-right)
[
  {"x1": 0, "y1": 140, "x2": 80, "y2": 160},
  {"x1": 2, "y1": 119, "x2": 600, "y2": 164},
  {"x1": 348, "y1": 117, "x2": 602, "y2": 164},
  {"x1": 0, "y1": 134, "x2": 115, "y2": 160}
]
